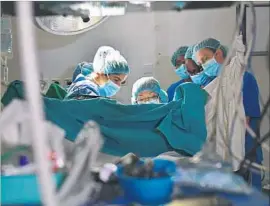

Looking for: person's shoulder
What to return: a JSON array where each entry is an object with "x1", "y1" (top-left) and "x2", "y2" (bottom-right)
[
  {"x1": 73, "y1": 74, "x2": 87, "y2": 83},
  {"x1": 167, "y1": 80, "x2": 181, "y2": 95},
  {"x1": 168, "y1": 79, "x2": 185, "y2": 89},
  {"x1": 244, "y1": 71, "x2": 256, "y2": 79}
]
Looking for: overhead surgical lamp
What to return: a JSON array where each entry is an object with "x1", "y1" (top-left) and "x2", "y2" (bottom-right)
[
  {"x1": 35, "y1": 1, "x2": 126, "y2": 36},
  {"x1": 1, "y1": 1, "x2": 236, "y2": 36},
  {"x1": 1, "y1": 1, "x2": 236, "y2": 17},
  {"x1": 69, "y1": 2, "x2": 126, "y2": 17}
]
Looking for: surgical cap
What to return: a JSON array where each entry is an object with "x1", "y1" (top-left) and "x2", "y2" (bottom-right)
[
  {"x1": 184, "y1": 45, "x2": 195, "y2": 60},
  {"x1": 72, "y1": 62, "x2": 93, "y2": 82},
  {"x1": 104, "y1": 52, "x2": 130, "y2": 75},
  {"x1": 193, "y1": 38, "x2": 221, "y2": 54},
  {"x1": 132, "y1": 77, "x2": 161, "y2": 100},
  {"x1": 159, "y1": 89, "x2": 168, "y2": 103},
  {"x1": 220, "y1": 44, "x2": 228, "y2": 58},
  {"x1": 171, "y1": 46, "x2": 188, "y2": 67},
  {"x1": 93, "y1": 46, "x2": 130, "y2": 75}
]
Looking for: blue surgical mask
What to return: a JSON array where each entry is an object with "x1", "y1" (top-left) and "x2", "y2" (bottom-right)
[
  {"x1": 99, "y1": 80, "x2": 120, "y2": 97},
  {"x1": 175, "y1": 65, "x2": 190, "y2": 79},
  {"x1": 201, "y1": 75, "x2": 215, "y2": 87},
  {"x1": 190, "y1": 72, "x2": 209, "y2": 85},
  {"x1": 202, "y1": 57, "x2": 221, "y2": 77}
]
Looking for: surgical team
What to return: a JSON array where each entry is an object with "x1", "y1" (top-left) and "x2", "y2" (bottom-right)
[{"x1": 65, "y1": 36, "x2": 262, "y2": 190}]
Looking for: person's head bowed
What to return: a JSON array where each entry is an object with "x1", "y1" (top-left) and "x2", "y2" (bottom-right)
[
  {"x1": 92, "y1": 46, "x2": 130, "y2": 97},
  {"x1": 131, "y1": 77, "x2": 168, "y2": 104}
]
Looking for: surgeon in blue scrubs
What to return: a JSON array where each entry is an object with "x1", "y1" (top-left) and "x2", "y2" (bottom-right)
[
  {"x1": 66, "y1": 46, "x2": 130, "y2": 100},
  {"x1": 184, "y1": 45, "x2": 215, "y2": 89},
  {"x1": 167, "y1": 46, "x2": 191, "y2": 102},
  {"x1": 242, "y1": 71, "x2": 262, "y2": 190},
  {"x1": 193, "y1": 37, "x2": 263, "y2": 190}
]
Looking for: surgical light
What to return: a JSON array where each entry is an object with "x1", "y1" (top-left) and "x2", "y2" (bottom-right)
[{"x1": 70, "y1": 2, "x2": 126, "y2": 17}]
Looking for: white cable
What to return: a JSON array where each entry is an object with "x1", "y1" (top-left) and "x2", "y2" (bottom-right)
[{"x1": 15, "y1": 2, "x2": 57, "y2": 206}]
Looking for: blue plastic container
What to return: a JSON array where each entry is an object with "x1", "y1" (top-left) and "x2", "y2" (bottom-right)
[
  {"x1": 1, "y1": 172, "x2": 65, "y2": 205},
  {"x1": 117, "y1": 159, "x2": 176, "y2": 205}
]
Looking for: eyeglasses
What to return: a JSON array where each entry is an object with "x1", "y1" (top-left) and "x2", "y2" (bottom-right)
[{"x1": 137, "y1": 96, "x2": 159, "y2": 103}]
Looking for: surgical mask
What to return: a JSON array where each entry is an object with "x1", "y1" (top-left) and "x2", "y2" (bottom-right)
[
  {"x1": 99, "y1": 80, "x2": 120, "y2": 97},
  {"x1": 175, "y1": 65, "x2": 190, "y2": 79},
  {"x1": 190, "y1": 72, "x2": 209, "y2": 85},
  {"x1": 202, "y1": 56, "x2": 221, "y2": 77}
]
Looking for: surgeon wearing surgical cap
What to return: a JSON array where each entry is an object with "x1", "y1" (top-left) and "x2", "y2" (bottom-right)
[
  {"x1": 167, "y1": 46, "x2": 192, "y2": 102},
  {"x1": 66, "y1": 46, "x2": 130, "y2": 99},
  {"x1": 184, "y1": 45, "x2": 215, "y2": 88},
  {"x1": 194, "y1": 37, "x2": 262, "y2": 190},
  {"x1": 131, "y1": 77, "x2": 168, "y2": 104},
  {"x1": 193, "y1": 38, "x2": 229, "y2": 77},
  {"x1": 92, "y1": 46, "x2": 129, "y2": 97}
]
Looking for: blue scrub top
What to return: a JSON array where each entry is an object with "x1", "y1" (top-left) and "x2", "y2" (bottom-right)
[
  {"x1": 167, "y1": 79, "x2": 187, "y2": 102},
  {"x1": 72, "y1": 67, "x2": 82, "y2": 82},
  {"x1": 243, "y1": 72, "x2": 263, "y2": 163},
  {"x1": 65, "y1": 74, "x2": 100, "y2": 99},
  {"x1": 167, "y1": 77, "x2": 214, "y2": 102},
  {"x1": 243, "y1": 72, "x2": 261, "y2": 118},
  {"x1": 72, "y1": 65, "x2": 92, "y2": 82}
]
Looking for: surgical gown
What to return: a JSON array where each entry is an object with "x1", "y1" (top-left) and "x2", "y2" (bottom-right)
[{"x1": 65, "y1": 75, "x2": 100, "y2": 99}]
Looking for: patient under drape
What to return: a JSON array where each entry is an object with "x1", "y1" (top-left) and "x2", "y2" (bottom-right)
[{"x1": 2, "y1": 81, "x2": 208, "y2": 157}]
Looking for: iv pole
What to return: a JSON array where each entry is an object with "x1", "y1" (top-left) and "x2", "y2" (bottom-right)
[{"x1": 16, "y1": 2, "x2": 57, "y2": 206}]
